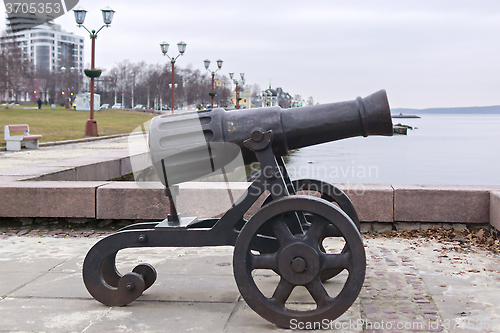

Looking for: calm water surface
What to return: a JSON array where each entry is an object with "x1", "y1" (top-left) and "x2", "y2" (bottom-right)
[{"x1": 286, "y1": 114, "x2": 500, "y2": 185}]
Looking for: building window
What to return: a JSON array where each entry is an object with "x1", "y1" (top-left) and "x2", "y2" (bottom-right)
[
  {"x1": 35, "y1": 45, "x2": 50, "y2": 71},
  {"x1": 31, "y1": 32, "x2": 54, "y2": 37},
  {"x1": 32, "y1": 39, "x2": 55, "y2": 44}
]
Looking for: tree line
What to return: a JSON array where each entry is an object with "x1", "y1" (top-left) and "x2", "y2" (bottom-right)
[
  {"x1": 0, "y1": 32, "x2": 241, "y2": 109},
  {"x1": 1, "y1": 32, "x2": 310, "y2": 109},
  {"x1": 0, "y1": 53, "x2": 235, "y2": 109},
  {"x1": 96, "y1": 60, "x2": 233, "y2": 109}
]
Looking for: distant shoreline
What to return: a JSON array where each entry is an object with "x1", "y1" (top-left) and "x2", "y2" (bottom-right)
[
  {"x1": 393, "y1": 105, "x2": 500, "y2": 114},
  {"x1": 392, "y1": 114, "x2": 420, "y2": 118}
]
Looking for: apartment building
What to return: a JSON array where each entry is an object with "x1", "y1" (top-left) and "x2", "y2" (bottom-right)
[{"x1": 4, "y1": 17, "x2": 84, "y2": 72}]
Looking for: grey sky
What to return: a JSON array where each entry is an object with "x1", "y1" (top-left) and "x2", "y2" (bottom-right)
[{"x1": 5, "y1": 0, "x2": 500, "y2": 108}]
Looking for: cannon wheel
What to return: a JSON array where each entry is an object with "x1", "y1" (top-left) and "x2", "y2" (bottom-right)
[
  {"x1": 233, "y1": 196, "x2": 366, "y2": 328},
  {"x1": 262, "y1": 179, "x2": 360, "y2": 281},
  {"x1": 262, "y1": 179, "x2": 360, "y2": 230}
]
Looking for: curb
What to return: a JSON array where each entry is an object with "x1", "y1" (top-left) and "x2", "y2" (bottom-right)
[{"x1": 0, "y1": 132, "x2": 144, "y2": 151}]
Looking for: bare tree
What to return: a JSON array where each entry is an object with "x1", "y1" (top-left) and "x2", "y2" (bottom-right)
[
  {"x1": 0, "y1": 31, "x2": 30, "y2": 105},
  {"x1": 61, "y1": 60, "x2": 239, "y2": 110}
]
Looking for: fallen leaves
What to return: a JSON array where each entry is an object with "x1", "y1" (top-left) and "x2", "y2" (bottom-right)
[{"x1": 364, "y1": 226, "x2": 500, "y2": 254}]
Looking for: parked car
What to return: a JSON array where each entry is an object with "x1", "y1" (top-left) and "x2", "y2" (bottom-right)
[
  {"x1": 134, "y1": 104, "x2": 145, "y2": 109},
  {"x1": 111, "y1": 103, "x2": 122, "y2": 109},
  {"x1": 101, "y1": 103, "x2": 110, "y2": 109}
]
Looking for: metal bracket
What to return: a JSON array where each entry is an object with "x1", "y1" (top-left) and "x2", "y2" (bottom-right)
[
  {"x1": 155, "y1": 216, "x2": 198, "y2": 228},
  {"x1": 243, "y1": 129, "x2": 273, "y2": 151}
]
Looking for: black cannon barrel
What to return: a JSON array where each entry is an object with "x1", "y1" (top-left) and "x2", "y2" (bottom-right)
[
  {"x1": 281, "y1": 89, "x2": 393, "y2": 150},
  {"x1": 149, "y1": 89, "x2": 393, "y2": 186}
]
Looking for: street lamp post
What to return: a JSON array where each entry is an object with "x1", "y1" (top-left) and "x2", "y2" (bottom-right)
[
  {"x1": 168, "y1": 83, "x2": 178, "y2": 110},
  {"x1": 61, "y1": 66, "x2": 74, "y2": 109},
  {"x1": 73, "y1": 6, "x2": 115, "y2": 136},
  {"x1": 229, "y1": 72, "x2": 245, "y2": 109},
  {"x1": 204, "y1": 59, "x2": 223, "y2": 109},
  {"x1": 160, "y1": 41, "x2": 186, "y2": 114}
]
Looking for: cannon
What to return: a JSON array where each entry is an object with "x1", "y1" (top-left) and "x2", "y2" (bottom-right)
[{"x1": 82, "y1": 89, "x2": 393, "y2": 328}]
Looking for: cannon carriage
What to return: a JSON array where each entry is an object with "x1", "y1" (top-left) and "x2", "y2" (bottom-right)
[{"x1": 82, "y1": 90, "x2": 393, "y2": 328}]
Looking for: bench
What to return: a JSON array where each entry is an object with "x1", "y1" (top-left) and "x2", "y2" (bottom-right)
[{"x1": 4, "y1": 124, "x2": 42, "y2": 151}]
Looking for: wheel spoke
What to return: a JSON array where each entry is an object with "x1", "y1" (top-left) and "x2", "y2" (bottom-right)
[
  {"x1": 322, "y1": 252, "x2": 350, "y2": 270},
  {"x1": 323, "y1": 224, "x2": 342, "y2": 237},
  {"x1": 270, "y1": 277, "x2": 295, "y2": 307},
  {"x1": 272, "y1": 219, "x2": 295, "y2": 244},
  {"x1": 304, "y1": 219, "x2": 329, "y2": 244},
  {"x1": 305, "y1": 277, "x2": 332, "y2": 308},
  {"x1": 251, "y1": 253, "x2": 278, "y2": 271}
]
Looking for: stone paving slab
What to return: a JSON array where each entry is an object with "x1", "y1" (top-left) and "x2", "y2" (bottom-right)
[
  {"x1": 96, "y1": 182, "x2": 170, "y2": 220},
  {"x1": 139, "y1": 274, "x2": 240, "y2": 303},
  {"x1": 0, "y1": 181, "x2": 108, "y2": 218},
  {"x1": 0, "y1": 165, "x2": 75, "y2": 177},
  {"x1": 0, "y1": 176, "x2": 23, "y2": 183},
  {"x1": 0, "y1": 136, "x2": 143, "y2": 183},
  {"x1": 0, "y1": 234, "x2": 499, "y2": 332},
  {"x1": 490, "y1": 191, "x2": 500, "y2": 231},
  {"x1": 0, "y1": 297, "x2": 110, "y2": 332},
  {"x1": 83, "y1": 302, "x2": 235, "y2": 333},
  {"x1": 9, "y1": 272, "x2": 91, "y2": 299},
  {"x1": 393, "y1": 184, "x2": 493, "y2": 223},
  {"x1": 0, "y1": 272, "x2": 46, "y2": 296},
  {"x1": 339, "y1": 183, "x2": 394, "y2": 222}
]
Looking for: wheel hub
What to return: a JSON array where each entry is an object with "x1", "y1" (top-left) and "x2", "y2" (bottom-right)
[
  {"x1": 291, "y1": 257, "x2": 306, "y2": 273},
  {"x1": 278, "y1": 243, "x2": 320, "y2": 285}
]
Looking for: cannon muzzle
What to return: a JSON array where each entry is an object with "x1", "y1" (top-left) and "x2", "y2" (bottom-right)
[{"x1": 149, "y1": 89, "x2": 393, "y2": 186}]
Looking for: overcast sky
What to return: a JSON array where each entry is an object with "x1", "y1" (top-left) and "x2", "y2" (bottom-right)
[{"x1": 5, "y1": 0, "x2": 500, "y2": 108}]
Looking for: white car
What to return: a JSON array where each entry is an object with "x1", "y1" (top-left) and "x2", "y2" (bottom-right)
[
  {"x1": 111, "y1": 103, "x2": 122, "y2": 109},
  {"x1": 134, "y1": 104, "x2": 146, "y2": 109},
  {"x1": 101, "y1": 103, "x2": 110, "y2": 109}
]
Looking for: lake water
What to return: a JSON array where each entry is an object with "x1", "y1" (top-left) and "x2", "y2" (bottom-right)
[{"x1": 285, "y1": 114, "x2": 500, "y2": 185}]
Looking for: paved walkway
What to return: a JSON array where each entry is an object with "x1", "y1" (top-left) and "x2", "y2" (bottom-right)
[
  {"x1": 0, "y1": 231, "x2": 499, "y2": 332},
  {"x1": 0, "y1": 135, "x2": 147, "y2": 183}
]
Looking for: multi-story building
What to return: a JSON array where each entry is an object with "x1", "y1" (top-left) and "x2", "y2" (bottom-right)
[
  {"x1": 262, "y1": 85, "x2": 293, "y2": 109},
  {"x1": 229, "y1": 90, "x2": 252, "y2": 109},
  {"x1": 1, "y1": 18, "x2": 85, "y2": 103},
  {"x1": 262, "y1": 85, "x2": 278, "y2": 107},
  {"x1": 276, "y1": 87, "x2": 293, "y2": 109},
  {"x1": 4, "y1": 19, "x2": 84, "y2": 73}
]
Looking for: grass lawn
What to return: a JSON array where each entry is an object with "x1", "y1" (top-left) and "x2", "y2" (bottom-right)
[{"x1": 0, "y1": 104, "x2": 155, "y2": 147}]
